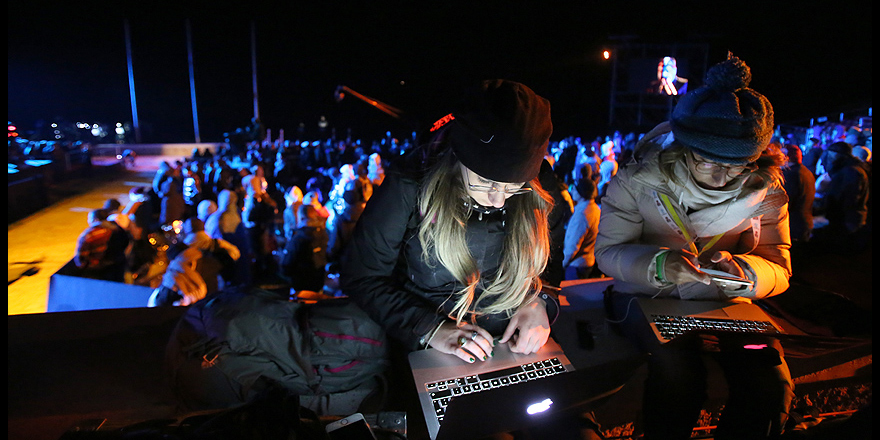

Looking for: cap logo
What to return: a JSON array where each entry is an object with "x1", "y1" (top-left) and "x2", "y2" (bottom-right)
[{"x1": 430, "y1": 113, "x2": 455, "y2": 132}]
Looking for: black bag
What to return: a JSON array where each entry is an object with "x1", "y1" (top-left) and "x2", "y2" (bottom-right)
[
  {"x1": 58, "y1": 385, "x2": 330, "y2": 440},
  {"x1": 165, "y1": 286, "x2": 389, "y2": 413}
]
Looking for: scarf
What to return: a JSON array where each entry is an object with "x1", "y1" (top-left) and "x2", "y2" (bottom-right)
[{"x1": 667, "y1": 160, "x2": 770, "y2": 237}]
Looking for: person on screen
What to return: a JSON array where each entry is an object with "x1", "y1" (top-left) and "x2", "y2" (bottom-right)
[
  {"x1": 596, "y1": 54, "x2": 794, "y2": 439},
  {"x1": 340, "y1": 80, "x2": 564, "y2": 363},
  {"x1": 656, "y1": 56, "x2": 688, "y2": 95}
]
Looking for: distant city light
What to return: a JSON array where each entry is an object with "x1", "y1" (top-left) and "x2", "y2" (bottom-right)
[{"x1": 603, "y1": 50, "x2": 611, "y2": 60}]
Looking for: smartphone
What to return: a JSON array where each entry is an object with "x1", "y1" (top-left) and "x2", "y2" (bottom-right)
[
  {"x1": 325, "y1": 413, "x2": 377, "y2": 440},
  {"x1": 699, "y1": 268, "x2": 754, "y2": 288}
]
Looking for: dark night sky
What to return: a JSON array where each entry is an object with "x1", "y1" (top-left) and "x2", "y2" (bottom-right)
[{"x1": 8, "y1": 1, "x2": 873, "y2": 144}]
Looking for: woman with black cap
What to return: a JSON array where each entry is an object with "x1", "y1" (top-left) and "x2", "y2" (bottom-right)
[
  {"x1": 340, "y1": 79, "x2": 564, "y2": 363},
  {"x1": 596, "y1": 54, "x2": 794, "y2": 439}
]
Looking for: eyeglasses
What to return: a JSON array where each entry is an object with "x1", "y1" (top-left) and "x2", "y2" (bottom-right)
[
  {"x1": 464, "y1": 170, "x2": 532, "y2": 195},
  {"x1": 690, "y1": 152, "x2": 756, "y2": 178}
]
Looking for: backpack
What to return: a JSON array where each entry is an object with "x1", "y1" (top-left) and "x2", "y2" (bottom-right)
[{"x1": 165, "y1": 286, "x2": 389, "y2": 414}]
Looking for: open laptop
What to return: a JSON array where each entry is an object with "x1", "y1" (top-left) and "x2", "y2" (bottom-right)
[
  {"x1": 409, "y1": 338, "x2": 620, "y2": 439},
  {"x1": 634, "y1": 297, "x2": 786, "y2": 344},
  {"x1": 633, "y1": 297, "x2": 869, "y2": 359},
  {"x1": 409, "y1": 340, "x2": 645, "y2": 440}
]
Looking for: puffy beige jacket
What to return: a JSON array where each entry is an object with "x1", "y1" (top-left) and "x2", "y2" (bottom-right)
[{"x1": 595, "y1": 127, "x2": 792, "y2": 301}]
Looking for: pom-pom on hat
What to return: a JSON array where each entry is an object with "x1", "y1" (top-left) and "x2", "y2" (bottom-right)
[
  {"x1": 447, "y1": 79, "x2": 552, "y2": 183},
  {"x1": 671, "y1": 53, "x2": 774, "y2": 165}
]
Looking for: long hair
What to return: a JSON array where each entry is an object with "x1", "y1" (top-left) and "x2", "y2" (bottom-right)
[
  {"x1": 416, "y1": 135, "x2": 554, "y2": 324},
  {"x1": 658, "y1": 142, "x2": 785, "y2": 190}
]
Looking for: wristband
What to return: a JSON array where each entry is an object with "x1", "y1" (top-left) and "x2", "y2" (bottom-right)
[{"x1": 655, "y1": 251, "x2": 669, "y2": 283}]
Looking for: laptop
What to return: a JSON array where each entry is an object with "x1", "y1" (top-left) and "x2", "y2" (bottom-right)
[
  {"x1": 409, "y1": 338, "x2": 623, "y2": 440},
  {"x1": 634, "y1": 297, "x2": 786, "y2": 344},
  {"x1": 633, "y1": 297, "x2": 869, "y2": 359},
  {"x1": 409, "y1": 340, "x2": 645, "y2": 440}
]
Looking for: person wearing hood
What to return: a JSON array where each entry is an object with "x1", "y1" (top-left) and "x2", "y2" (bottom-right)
[
  {"x1": 206, "y1": 189, "x2": 253, "y2": 287},
  {"x1": 812, "y1": 141, "x2": 871, "y2": 252},
  {"x1": 148, "y1": 217, "x2": 240, "y2": 307},
  {"x1": 596, "y1": 54, "x2": 794, "y2": 439},
  {"x1": 242, "y1": 174, "x2": 280, "y2": 283}
]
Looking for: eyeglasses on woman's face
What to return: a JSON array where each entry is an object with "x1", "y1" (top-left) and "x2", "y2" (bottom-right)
[
  {"x1": 690, "y1": 152, "x2": 756, "y2": 178},
  {"x1": 463, "y1": 169, "x2": 532, "y2": 195}
]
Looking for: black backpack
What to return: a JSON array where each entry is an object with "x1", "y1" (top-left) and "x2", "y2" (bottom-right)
[{"x1": 166, "y1": 287, "x2": 389, "y2": 412}]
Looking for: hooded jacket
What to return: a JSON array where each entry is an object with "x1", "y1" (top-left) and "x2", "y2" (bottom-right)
[{"x1": 595, "y1": 125, "x2": 792, "y2": 301}]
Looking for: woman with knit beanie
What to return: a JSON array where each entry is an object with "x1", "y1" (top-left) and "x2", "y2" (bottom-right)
[{"x1": 596, "y1": 53, "x2": 794, "y2": 439}]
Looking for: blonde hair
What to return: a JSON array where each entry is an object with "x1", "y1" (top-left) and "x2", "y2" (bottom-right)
[{"x1": 417, "y1": 147, "x2": 554, "y2": 324}]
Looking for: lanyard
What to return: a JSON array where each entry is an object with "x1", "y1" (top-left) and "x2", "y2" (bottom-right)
[{"x1": 655, "y1": 192, "x2": 724, "y2": 257}]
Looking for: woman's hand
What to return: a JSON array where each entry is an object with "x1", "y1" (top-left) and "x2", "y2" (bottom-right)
[
  {"x1": 708, "y1": 251, "x2": 746, "y2": 279},
  {"x1": 428, "y1": 322, "x2": 495, "y2": 363},
  {"x1": 661, "y1": 249, "x2": 711, "y2": 285},
  {"x1": 499, "y1": 298, "x2": 551, "y2": 355}
]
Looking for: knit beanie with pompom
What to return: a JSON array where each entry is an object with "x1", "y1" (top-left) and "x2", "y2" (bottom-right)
[{"x1": 671, "y1": 52, "x2": 774, "y2": 165}]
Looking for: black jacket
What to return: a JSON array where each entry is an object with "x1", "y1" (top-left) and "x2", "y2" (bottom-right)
[{"x1": 340, "y1": 155, "x2": 564, "y2": 351}]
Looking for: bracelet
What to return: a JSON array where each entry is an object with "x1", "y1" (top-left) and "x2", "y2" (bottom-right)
[{"x1": 655, "y1": 251, "x2": 669, "y2": 283}]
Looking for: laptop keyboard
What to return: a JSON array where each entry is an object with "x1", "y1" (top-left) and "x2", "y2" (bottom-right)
[
  {"x1": 426, "y1": 357, "x2": 568, "y2": 422},
  {"x1": 651, "y1": 314, "x2": 780, "y2": 340}
]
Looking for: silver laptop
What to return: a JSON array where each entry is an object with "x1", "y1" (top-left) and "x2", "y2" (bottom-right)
[
  {"x1": 633, "y1": 297, "x2": 871, "y2": 360},
  {"x1": 635, "y1": 297, "x2": 786, "y2": 344},
  {"x1": 408, "y1": 337, "x2": 575, "y2": 440}
]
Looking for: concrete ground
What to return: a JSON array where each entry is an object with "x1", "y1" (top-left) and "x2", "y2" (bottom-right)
[{"x1": 8, "y1": 155, "x2": 173, "y2": 315}]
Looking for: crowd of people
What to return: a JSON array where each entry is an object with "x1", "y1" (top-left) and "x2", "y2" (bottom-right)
[
  {"x1": 66, "y1": 102, "x2": 871, "y2": 311},
  {"x1": 62, "y1": 64, "x2": 871, "y2": 438}
]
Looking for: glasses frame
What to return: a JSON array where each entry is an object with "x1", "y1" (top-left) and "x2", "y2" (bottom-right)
[
  {"x1": 689, "y1": 152, "x2": 757, "y2": 178},
  {"x1": 463, "y1": 170, "x2": 532, "y2": 195}
]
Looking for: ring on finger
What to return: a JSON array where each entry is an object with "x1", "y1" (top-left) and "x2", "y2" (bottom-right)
[
  {"x1": 457, "y1": 336, "x2": 468, "y2": 347},
  {"x1": 471, "y1": 331, "x2": 479, "y2": 341}
]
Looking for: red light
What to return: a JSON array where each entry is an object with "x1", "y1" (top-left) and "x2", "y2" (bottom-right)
[{"x1": 430, "y1": 113, "x2": 455, "y2": 132}]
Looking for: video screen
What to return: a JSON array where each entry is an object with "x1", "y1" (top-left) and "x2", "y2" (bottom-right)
[{"x1": 652, "y1": 56, "x2": 688, "y2": 95}]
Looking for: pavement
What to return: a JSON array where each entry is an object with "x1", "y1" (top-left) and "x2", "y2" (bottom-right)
[{"x1": 8, "y1": 155, "x2": 174, "y2": 315}]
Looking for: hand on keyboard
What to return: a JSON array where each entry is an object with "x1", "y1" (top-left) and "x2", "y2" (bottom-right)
[
  {"x1": 428, "y1": 322, "x2": 495, "y2": 363},
  {"x1": 500, "y1": 297, "x2": 550, "y2": 355}
]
